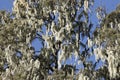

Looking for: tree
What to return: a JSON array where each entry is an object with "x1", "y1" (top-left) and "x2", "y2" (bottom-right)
[
  {"x1": 0, "y1": 0, "x2": 119, "y2": 80},
  {"x1": 94, "y1": 5, "x2": 120, "y2": 80}
]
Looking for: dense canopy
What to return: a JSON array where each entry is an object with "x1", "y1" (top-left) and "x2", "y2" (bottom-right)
[{"x1": 0, "y1": 0, "x2": 120, "y2": 80}]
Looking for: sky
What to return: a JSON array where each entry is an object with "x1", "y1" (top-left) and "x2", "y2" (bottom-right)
[
  {"x1": 0, "y1": 0, "x2": 120, "y2": 12},
  {"x1": 0, "y1": 0, "x2": 120, "y2": 70},
  {"x1": 0, "y1": 0, "x2": 13, "y2": 12}
]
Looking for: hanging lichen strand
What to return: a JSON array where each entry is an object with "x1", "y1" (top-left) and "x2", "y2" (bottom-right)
[{"x1": 94, "y1": 6, "x2": 120, "y2": 79}]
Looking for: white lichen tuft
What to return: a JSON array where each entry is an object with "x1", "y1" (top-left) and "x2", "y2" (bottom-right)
[
  {"x1": 84, "y1": 0, "x2": 89, "y2": 13},
  {"x1": 94, "y1": 47, "x2": 105, "y2": 61},
  {"x1": 87, "y1": 37, "x2": 93, "y2": 48},
  {"x1": 78, "y1": 74, "x2": 89, "y2": 80},
  {"x1": 106, "y1": 47, "x2": 119, "y2": 78},
  {"x1": 34, "y1": 59, "x2": 40, "y2": 69},
  {"x1": 58, "y1": 50, "x2": 64, "y2": 69}
]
